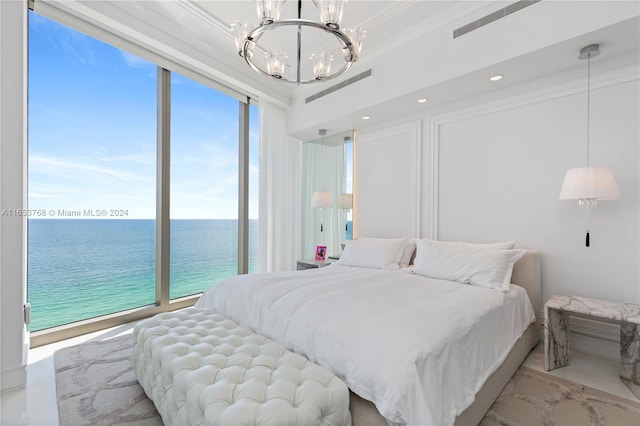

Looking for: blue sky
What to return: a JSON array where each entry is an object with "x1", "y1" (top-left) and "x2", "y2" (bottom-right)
[{"x1": 28, "y1": 11, "x2": 259, "y2": 220}]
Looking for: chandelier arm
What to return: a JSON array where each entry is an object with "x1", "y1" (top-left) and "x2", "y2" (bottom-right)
[
  {"x1": 243, "y1": 48, "x2": 353, "y2": 84},
  {"x1": 246, "y1": 20, "x2": 354, "y2": 53},
  {"x1": 242, "y1": 19, "x2": 356, "y2": 84}
]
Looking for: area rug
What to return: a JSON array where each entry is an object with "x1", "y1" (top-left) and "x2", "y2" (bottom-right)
[
  {"x1": 55, "y1": 335, "x2": 640, "y2": 425},
  {"x1": 54, "y1": 334, "x2": 161, "y2": 426}
]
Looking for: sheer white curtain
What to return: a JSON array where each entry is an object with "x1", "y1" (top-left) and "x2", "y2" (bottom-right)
[
  {"x1": 258, "y1": 101, "x2": 301, "y2": 272},
  {"x1": 301, "y1": 143, "x2": 346, "y2": 259}
]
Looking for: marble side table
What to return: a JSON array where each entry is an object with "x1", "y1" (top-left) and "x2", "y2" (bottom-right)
[{"x1": 544, "y1": 294, "x2": 640, "y2": 399}]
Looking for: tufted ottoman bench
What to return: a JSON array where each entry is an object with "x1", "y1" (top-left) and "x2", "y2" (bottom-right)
[{"x1": 133, "y1": 308, "x2": 351, "y2": 425}]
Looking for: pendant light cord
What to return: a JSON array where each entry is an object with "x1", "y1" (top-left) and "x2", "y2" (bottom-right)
[
  {"x1": 585, "y1": 49, "x2": 593, "y2": 247},
  {"x1": 319, "y1": 129, "x2": 326, "y2": 234},
  {"x1": 586, "y1": 52, "x2": 591, "y2": 167}
]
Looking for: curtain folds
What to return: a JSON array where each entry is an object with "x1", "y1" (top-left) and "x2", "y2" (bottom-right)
[
  {"x1": 301, "y1": 143, "x2": 347, "y2": 259},
  {"x1": 258, "y1": 101, "x2": 301, "y2": 272}
]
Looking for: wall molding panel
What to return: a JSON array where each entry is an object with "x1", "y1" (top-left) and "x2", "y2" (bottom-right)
[
  {"x1": 427, "y1": 65, "x2": 640, "y2": 241},
  {"x1": 348, "y1": 65, "x2": 640, "y2": 360},
  {"x1": 355, "y1": 121, "x2": 422, "y2": 238}
]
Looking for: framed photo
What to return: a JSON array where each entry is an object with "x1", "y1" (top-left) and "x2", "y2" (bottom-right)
[{"x1": 315, "y1": 245, "x2": 327, "y2": 261}]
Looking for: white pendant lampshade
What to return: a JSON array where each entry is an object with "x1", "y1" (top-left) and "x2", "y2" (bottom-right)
[
  {"x1": 336, "y1": 193, "x2": 353, "y2": 209},
  {"x1": 559, "y1": 167, "x2": 620, "y2": 202},
  {"x1": 559, "y1": 44, "x2": 620, "y2": 247},
  {"x1": 311, "y1": 191, "x2": 333, "y2": 208}
]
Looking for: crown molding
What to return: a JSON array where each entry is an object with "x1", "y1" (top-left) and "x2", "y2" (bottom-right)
[{"x1": 356, "y1": 1, "x2": 499, "y2": 68}]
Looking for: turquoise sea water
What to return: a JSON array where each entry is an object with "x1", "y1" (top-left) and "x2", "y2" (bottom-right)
[{"x1": 27, "y1": 219, "x2": 258, "y2": 331}]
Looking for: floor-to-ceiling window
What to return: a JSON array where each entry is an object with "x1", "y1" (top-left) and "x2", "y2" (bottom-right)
[
  {"x1": 28, "y1": 12, "x2": 157, "y2": 331},
  {"x1": 169, "y1": 72, "x2": 239, "y2": 299},
  {"x1": 27, "y1": 10, "x2": 258, "y2": 340}
]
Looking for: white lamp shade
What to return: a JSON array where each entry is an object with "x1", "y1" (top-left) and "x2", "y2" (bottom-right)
[
  {"x1": 311, "y1": 191, "x2": 333, "y2": 208},
  {"x1": 336, "y1": 193, "x2": 353, "y2": 209},
  {"x1": 559, "y1": 166, "x2": 620, "y2": 201}
]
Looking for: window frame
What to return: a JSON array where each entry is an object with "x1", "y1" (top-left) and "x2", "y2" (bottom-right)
[{"x1": 28, "y1": 16, "x2": 256, "y2": 347}]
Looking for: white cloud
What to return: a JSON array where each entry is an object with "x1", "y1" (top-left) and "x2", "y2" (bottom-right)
[
  {"x1": 30, "y1": 155, "x2": 154, "y2": 184},
  {"x1": 119, "y1": 51, "x2": 151, "y2": 69},
  {"x1": 28, "y1": 192, "x2": 66, "y2": 200},
  {"x1": 99, "y1": 153, "x2": 155, "y2": 165}
]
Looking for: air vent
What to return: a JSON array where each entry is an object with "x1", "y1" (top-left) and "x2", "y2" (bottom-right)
[
  {"x1": 305, "y1": 69, "x2": 373, "y2": 104},
  {"x1": 453, "y1": 0, "x2": 540, "y2": 39}
]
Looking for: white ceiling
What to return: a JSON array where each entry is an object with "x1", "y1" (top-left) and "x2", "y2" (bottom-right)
[
  {"x1": 137, "y1": 0, "x2": 493, "y2": 99},
  {"x1": 200, "y1": 0, "x2": 476, "y2": 56},
  {"x1": 39, "y1": 0, "x2": 639, "y2": 139},
  {"x1": 294, "y1": 14, "x2": 640, "y2": 140}
]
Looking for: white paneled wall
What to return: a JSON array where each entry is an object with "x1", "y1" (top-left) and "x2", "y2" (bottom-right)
[
  {"x1": 352, "y1": 69, "x2": 639, "y2": 359},
  {"x1": 355, "y1": 122, "x2": 421, "y2": 239},
  {"x1": 435, "y1": 75, "x2": 639, "y2": 307}
]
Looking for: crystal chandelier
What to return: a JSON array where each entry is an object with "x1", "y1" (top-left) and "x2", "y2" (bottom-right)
[{"x1": 231, "y1": 0, "x2": 366, "y2": 84}]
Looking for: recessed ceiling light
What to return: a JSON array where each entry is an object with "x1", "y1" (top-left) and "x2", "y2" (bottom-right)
[
  {"x1": 417, "y1": 98, "x2": 428, "y2": 103},
  {"x1": 362, "y1": 116, "x2": 371, "y2": 120},
  {"x1": 490, "y1": 74, "x2": 503, "y2": 82}
]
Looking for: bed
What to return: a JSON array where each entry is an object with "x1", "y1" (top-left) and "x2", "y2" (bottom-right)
[{"x1": 195, "y1": 238, "x2": 541, "y2": 425}]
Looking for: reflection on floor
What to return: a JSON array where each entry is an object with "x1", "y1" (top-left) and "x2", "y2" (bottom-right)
[{"x1": 1, "y1": 325, "x2": 639, "y2": 425}]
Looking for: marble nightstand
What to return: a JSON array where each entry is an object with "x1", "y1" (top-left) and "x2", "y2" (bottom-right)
[{"x1": 544, "y1": 294, "x2": 640, "y2": 399}]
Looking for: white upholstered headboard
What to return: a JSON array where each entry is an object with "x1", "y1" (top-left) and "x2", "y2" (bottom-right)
[{"x1": 511, "y1": 250, "x2": 541, "y2": 338}]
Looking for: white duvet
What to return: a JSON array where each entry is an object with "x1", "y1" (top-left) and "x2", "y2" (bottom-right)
[{"x1": 195, "y1": 264, "x2": 535, "y2": 425}]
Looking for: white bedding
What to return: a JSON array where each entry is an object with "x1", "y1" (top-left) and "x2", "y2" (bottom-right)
[{"x1": 195, "y1": 264, "x2": 536, "y2": 425}]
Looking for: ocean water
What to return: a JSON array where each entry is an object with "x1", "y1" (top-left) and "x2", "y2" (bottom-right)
[{"x1": 27, "y1": 219, "x2": 258, "y2": 331}]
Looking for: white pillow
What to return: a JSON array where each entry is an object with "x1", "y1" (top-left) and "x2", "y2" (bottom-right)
[
  {"x1": 399, "y1": 239, "x2": 416, "y2": 267},
  {"x1": 413, "y1": 239, "x2": 525, "y2": 291},
  {"x1": 419, "y1": 239, "x2": 516, "y2": 250},
  {"x1": 337, "y1": 238, "x2": 408, "y2": 270}
]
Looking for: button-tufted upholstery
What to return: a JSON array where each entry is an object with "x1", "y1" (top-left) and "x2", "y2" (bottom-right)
[{"x1": 133, "y1": 308, "x2": 351, "y2": 426}]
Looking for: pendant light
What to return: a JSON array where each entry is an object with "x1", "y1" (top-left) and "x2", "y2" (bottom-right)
[{"x1": 559, "y1": 44, "x2": 620, "y2": 247}]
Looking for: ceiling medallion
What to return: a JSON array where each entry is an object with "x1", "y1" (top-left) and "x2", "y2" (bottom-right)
[{"x1": 231, "y1": 0, "x2": 366, "y2": 84}]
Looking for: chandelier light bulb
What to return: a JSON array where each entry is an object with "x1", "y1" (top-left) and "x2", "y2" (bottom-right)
[
  {"x1": 313, "y1": 0, "x2": 347, "y2": 29},
  {"x1": 343, "y1": 27, "x2": 366, "y2": 61},
  {"x1": 310, "y1": 52, "x2": 334, "y2": 80},
  {"x1": 231, "y1": 22, "x2": 254, "y2": 57},
  {"x1": 266, "y1": 51, "x2": 288, "y2": 79},
  {"x1": 255, "y1": 0, "x2": 286, "y2": 25}
]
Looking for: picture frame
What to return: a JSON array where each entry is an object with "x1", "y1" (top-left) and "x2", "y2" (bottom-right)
[{"x1": 315, "y1": 245, "x2": 327, "y2": 261}]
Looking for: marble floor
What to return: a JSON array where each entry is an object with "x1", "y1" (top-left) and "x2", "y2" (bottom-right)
[{"x1": 1, "y1": 326, "x2": 639, "y2": 426}]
